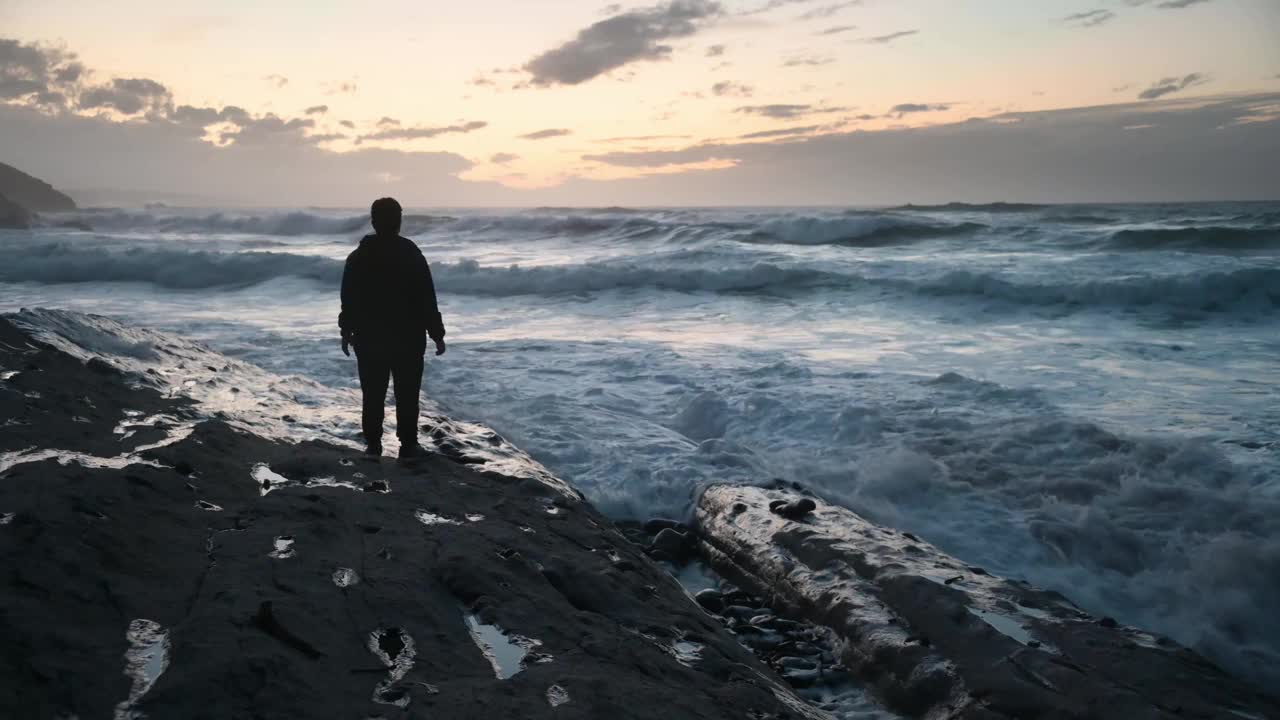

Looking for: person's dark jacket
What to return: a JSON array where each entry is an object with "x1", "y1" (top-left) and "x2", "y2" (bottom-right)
[{"x1": 339, "y1": 233, "x2": 445, "y2": 343}]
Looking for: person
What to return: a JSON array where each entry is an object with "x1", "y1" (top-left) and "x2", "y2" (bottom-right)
[{"x1": 339, "y1": 197, "x2": 446, "y2": 458}]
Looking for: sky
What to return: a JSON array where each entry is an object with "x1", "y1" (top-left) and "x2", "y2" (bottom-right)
[{"x1": 1, "y1": 0, "x2": 1278, "y2": 205}]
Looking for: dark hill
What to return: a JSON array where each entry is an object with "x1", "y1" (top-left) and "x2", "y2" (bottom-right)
[{"x1": 0, "y1": 161, "x2": 76, "y2": 212}]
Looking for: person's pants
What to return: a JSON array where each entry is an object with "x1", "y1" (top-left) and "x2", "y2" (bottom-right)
[{"x1": 355, "y1": 335, "x2": 426, "y2": 445}]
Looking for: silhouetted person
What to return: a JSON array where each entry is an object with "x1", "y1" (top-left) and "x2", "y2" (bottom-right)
[{"x1": 340, "y1": 197, "x2": 446, "y2": 458}]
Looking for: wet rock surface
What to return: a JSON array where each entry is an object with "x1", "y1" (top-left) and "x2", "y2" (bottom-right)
[
  {"x1": 0, "y1": 318, "x2": 817, "y2": 720},
  {"x1": 697, "y1": 485, "x2": 1280, "y2": 720},
  {"x1": 621, "y1": 519, "x2": 897, "y2": 720}
]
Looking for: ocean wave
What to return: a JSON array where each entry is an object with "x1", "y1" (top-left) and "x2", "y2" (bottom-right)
[
  {"x1": 752, "y1": 215, "x2": 985, "y2": 246},
  {"x1": 43, "y1": 209, "x2": 457, "y2": 237},
  {"x1": 887, "y1": 202, "x2": 1053, "y2": 213},
  {"x1": 3, "y1": 242, "x2": 1276, "y2": 312},
  {"x1": 911, "y1": 267, "x2": 1280, "y2": 312},
  {"x1": 0, "y1": 243, "x2": 344, "y2": 288},
  {"x1": 1105, "y1": 226, "x2": 1280, "y2": 251}
]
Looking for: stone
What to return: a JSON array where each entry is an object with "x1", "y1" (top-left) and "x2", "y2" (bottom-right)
[
  {"x1": 768, "y1": 497, "x2": 816, "y2": 520},
  {"x1": 694, "y1": 589, "x2": 725, "y2": 614},
  {"x1": 650, "y1": 527, "x2": 690, "y2": 559}
]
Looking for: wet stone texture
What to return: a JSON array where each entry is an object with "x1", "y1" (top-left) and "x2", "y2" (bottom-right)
[
  {"x1": 696, "y1": 485, "x2": 1280, "y2": 720},
  {"x1": 0, "y1": 317, "x2": 817, "y2": 720}
]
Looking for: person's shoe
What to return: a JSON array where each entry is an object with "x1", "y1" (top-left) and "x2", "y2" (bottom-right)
[
  {"x1": 398, "y1": 442, "x2": 422, "y2": 460},
  {"x1": 364, "y1": 442, "x2": 382, "y2": 457}
]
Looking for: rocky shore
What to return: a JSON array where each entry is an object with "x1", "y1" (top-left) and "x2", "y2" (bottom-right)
[
  {"x1": 3, "y1": 308, "x2": 1275, "y2": 720},
  {"x1": 0, "y1": 314, "x2": 818, "y2": 719},
  {"x1": 696, "y1": 484, "x2": 1280, "y2": 720}
]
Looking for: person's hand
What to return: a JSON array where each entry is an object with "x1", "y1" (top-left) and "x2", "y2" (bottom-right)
[
  {"x1": 341, "y1": 331, "x2": 353, "y2": 357},
  {"x1": 434, "y1": 338, "x2": 447, "y2": 356}
]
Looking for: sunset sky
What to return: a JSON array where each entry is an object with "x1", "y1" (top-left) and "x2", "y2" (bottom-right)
[{"x1": 2, "y1": 0, "x2": 1278, "y2": 205}]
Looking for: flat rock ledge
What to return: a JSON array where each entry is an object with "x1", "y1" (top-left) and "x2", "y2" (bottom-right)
[
  {"x1": 0, "y1": 317, "x2": 819, "y2": 720},
  {"x1": 696, "y1": 485, "x2": 1280, "y2": 720}
]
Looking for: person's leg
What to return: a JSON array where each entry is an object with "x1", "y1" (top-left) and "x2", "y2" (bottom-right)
[
  {"x1": 355, "y1": 343, "x2": 392, "y2": 450},
  {"x1": 390, "y1": 337, "x2": 426, "y2": 448}
]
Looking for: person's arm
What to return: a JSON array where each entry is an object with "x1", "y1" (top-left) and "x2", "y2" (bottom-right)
[
  {"x1": 420, "y1": 254, "x2": 446, "y2": 355},
  {"x1": 339, "y1": 254, "x2": 357, "y2": 356}
]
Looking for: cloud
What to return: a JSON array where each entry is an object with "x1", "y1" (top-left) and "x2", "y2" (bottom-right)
[
  {"x1": 490, "y1": 152, "x2": 519, "y2": 164},
  {"x1": 817, "y1": 25, "x2": 857, "y2": 35},
  {"x1": 520, "y1": 128, "x2": 572, "y2": 140},
  {"x1": 797, "y1": 1, "x2": 861, "y2": 20},
  {"x1": 339, "y1": 120, "x2": 355, "y2": 129},
  {"x1": 325, "y1": 80, "x2": 357, "y2": 95},
  {"x1": 0, "y1": 38, "x2": 83, "y2": 107},
  {"x1": 712, "y1": 81, "x2": 753, "y2": 97},
  {"x1": 1061, "y1": 9, "x2": 1115, "y2": 27},
  {"x1": 782, "y1": 55, "x2": 834, "y2": 67},
  {"x1": 168, "y1": 104, "x2": 253, "y2": 129},
  {"x1": 217, "y1": 114, "x2": 316, "y2": 145},
  {"x1": 79, "y1": 77, "x2": 171, "y2": 115},
  {"x1": 357, "y1": 121, "x2": 488, "y2": 143},
  {"x1": 264, "y1": 74, "x2": 288, "y2": 88},
  {"x1": 860, "y1": 29, "x2": 918, "y2": 44},
  {"x1": 736, "y1": 103, "x2": 846, "y2": 119},
  {"x1": 304, "y1": 104, "x2": 328, "y2": 115},
  {"x1": 549, "y1": 93, "x2": 1280, "y2": 205},
  {"x1": 523, "y1": 0, "x2": 723, "y2": 86},
  {"x1": 1138, "y1": 72, "x2": 1208, "y2": 100},
  {"x1": 377, "y1": 116, "x2": 400, "y2": 127},
  {"x1": 597, "y1": 134, "x2": 692, "y2": 143},
  {"x1": 1126, "y1": 0, "x2": 1214, "y2": 7},
  {"x1": 737, "y1": 124, "x2": 824, "y2": 139},
  {"x1": 0, "y1": 100, "x2": 493, "y2": 206},
  {"x1": 888, "y1": 102, "x2": 950, "y2": 117},
  {"x1": 706, "y1": 44, "x2": 726, "y2": 57}
]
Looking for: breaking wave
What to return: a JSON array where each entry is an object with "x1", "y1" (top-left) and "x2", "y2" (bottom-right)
[
  {"x1": 3, "y1": 241, "x2": 1276, "y2": 313},
  {"x1": 1105, "y1": 226, "x2": 1280, "y2": 251},
  {"x1": 752, "y1": 215, "x2": 985, "y2": 246},
  {"x1": 44, "y1": 209, "x2": 456, "y2": 237}
]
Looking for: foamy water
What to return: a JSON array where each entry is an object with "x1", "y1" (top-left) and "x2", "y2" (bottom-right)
[{"x1": 2, "y1": 202, "x2": 1278, "y2": 686}]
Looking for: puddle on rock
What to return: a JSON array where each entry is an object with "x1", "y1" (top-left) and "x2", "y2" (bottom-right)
[
  {"x1": 465, "y1": 513, "x2": 485, "y2": 522},
  {"x1": 968, "y1": 607, "x2": 1040, "y2": 648},
  {"x1": 546, "y1": 684, "x2": 570, "y2": 708},
  {"x1": 252, "y1": 464, "x2": 361, "y2": 495},
  {"x1": 414, "y1": 509, "x2": 460, "y2": 526},
  {"x1": 194, "y1": 500, "x2": 223, "y2": 512},
  {"x1": 368, "y1": 628, "x2": 417, "y2": 708},
  {"x1": 669, "y1": 640, "x2": 704, "y2": 667},
  {"x1": 464, "y1": 613, "x2": 548, "y2": 680},
  {"x1": 269, "y1": 536, "x2": 296, "y2": 559},
  {"x1": 112, "y1": 619, "x2": 170, "y2": 720},
  {"x1": 332, "y1": 567, "x2": 360, "y2": 587}
]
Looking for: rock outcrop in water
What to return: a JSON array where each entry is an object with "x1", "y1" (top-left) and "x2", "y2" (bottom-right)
[
  {"x1": 696, "y1": 485, "x2": 1280, "y2": 720},
  {"x1": 0, "y1": 161, "x2": 76, "y2": 212},
  {"x1": 0, "y1": 316, "x2": 816, "y2": 720}
]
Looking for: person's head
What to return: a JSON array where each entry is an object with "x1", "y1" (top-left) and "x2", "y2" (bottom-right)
[{"x1": 370, "y1": 197, "x2": 402, "y2": 236}]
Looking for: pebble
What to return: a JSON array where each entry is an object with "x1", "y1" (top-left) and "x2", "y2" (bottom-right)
[
  {"x1": 694, "y1": 589, "x2": 725, "y2": 613},
  {"x1": 650, "y1": 528, "x2": 689, "y2": 559}
]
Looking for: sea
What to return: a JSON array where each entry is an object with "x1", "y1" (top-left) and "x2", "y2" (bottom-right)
[{"x1": 1, "y1": 202, "x2": 1277, "y2": 687}]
